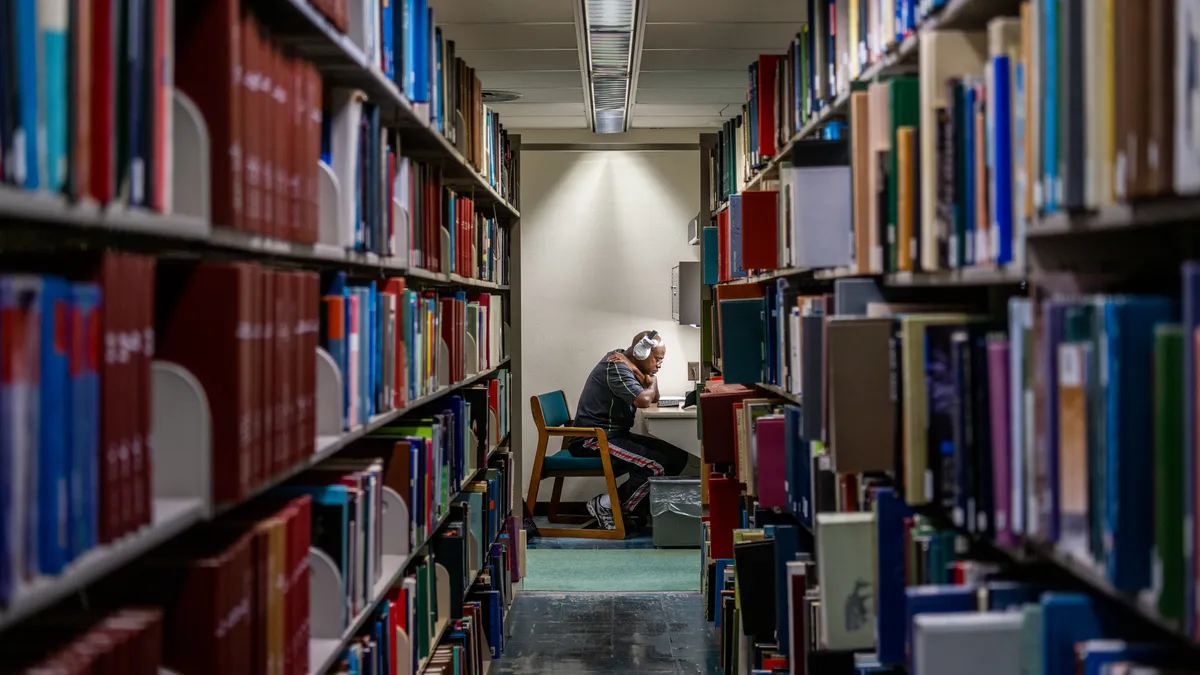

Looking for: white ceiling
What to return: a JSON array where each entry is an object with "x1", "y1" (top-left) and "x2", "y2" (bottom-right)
[{"x1": 431, "y1": 0, "x2": 807, "y2": 131}]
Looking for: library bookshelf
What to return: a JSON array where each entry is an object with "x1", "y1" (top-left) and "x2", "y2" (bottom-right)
[
  {"x1": 696, "y1": 0, "x2": 1200, "y2": 672},
  {"x1": 0, "y1": 1, "x2": 523, "y2": 674}
]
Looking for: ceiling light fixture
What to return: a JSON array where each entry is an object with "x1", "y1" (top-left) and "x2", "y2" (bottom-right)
[{"x1": 575, "y1": 0, "x2": 646, "y2": 134}]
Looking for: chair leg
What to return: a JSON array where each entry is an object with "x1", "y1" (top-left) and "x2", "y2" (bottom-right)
[
  {"x1": 547, "y1": 477, "x2": 566, "y2": 523},
  {"x1": 596, "y1": 431, "x2": 625, "y2": 540},
  {"x1": 525, "y1": 433, "x2": 549, "y2": 520}
]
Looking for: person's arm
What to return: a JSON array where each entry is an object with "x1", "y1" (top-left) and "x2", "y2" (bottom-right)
[
  {"x1": 644, "y1": 375, "x2": 660, "y2": 404},
  {"x1": 607, "y1": 360, "x2": 654, "y2": 409}
]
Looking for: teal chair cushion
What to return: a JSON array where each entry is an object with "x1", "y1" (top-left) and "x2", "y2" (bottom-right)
[
  {"x1": 543, "y1": 451, "x2": 603, "y2": 473},
  {"x1": 537, "y1": 391, "x2": 572, "y2": 427}
]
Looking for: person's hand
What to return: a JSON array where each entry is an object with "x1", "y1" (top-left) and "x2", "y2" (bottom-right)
[{"x1": 608, "y1": 352, "x2": 648, "y2": 384}]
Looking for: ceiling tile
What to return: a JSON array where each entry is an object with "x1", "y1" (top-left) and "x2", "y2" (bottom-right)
[
  {"x1": 456, "y1": 49, "x2": 582, "y2": 71},
  {"x1": 633, "y1": 102, "x2": 734, "y2": 117},
  {"x1": 496, "y1": 88, "x2": 585, "y2": 103},
  {"x1": 439, "y1": 23, "x2": 578, "y2": 51},
  {"x1": 646, "y1": 0, "x2": 808, "y2": 23},
  {"x1": 630, "y1": 115, "x2": 725, "y2": 129},
  {"x1": 504, "y1": 116, "x2": 590, "y2": 130},
  {"x1": 642, "y1": 23, "x2": 803, "y2": 51},
  {"x1": 636, "y1": 87, "x2": 745, "y2": 104},
  {"x1": 429, "y1": 0, "x2": 575, "y2": 24},
  {"x1": 478, "y1": 71, "x2": 584, "y2": 89},
  {"x1": 639, "y1": 49, "x2": 766, "y2": 71},
  {"x1": 488, "y1": 102, "x2": 588, "y2": 117},
  {"x1": 636, "y1": 71, "x2": 746, "y2": 89}
]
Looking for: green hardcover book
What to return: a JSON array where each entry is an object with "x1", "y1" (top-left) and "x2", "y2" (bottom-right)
[
  {"x1": 417, "y1": 562, "x2": 432, "y2": 659},
  {"x1": 1153, "y1": 324, "x2": 1185, "y2": 622},
  {"x1": 886, "y1": 76, "x2": 920, "y2": 272}
]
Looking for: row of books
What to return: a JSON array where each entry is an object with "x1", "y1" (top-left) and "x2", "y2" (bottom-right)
[
  {"x1": 341, "y1": 0, "x2": 514, "y2": 200},
  {"x1": 0, "y1": 254, "x2": 156, "y2": 605},
  {"x1": 318, "y1": 276, "x2": 505, "y2": 425},
  {"x1": 331, "y1": 450, "x2": 519, "y2": 675},
  {"x1": 0, "y1": 606, "x2": 165, "y2": 675},
  {"x1": 0, "y1": 0, "x2": 174, "y2": 210},
  {"x1": 705, "y1": 142, "x2": 855, "y2": 283},
  {"x1": 704, "y1": 498, "x2": 1200, "y2": 675},
  {"x1": 159, "y1": 262, "x2": 321, "y2": 504}
]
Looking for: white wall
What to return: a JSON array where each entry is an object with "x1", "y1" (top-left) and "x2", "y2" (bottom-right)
[{"x1": 518, "y1": 148, "x2": 701, "y2": 503}]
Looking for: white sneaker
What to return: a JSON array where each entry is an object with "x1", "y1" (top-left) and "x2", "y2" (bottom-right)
[{"x1": 586, "y1": 494, "x2": 616, "y2": 530}]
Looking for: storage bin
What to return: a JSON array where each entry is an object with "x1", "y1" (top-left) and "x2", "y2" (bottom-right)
[{"x1": 648, "y1": 477, "x2": 702, "y2": 548}]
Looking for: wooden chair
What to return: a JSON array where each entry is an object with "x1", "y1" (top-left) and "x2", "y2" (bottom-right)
[{"x1": 525, "y1": 391, "x2": 626, "y2": 539}]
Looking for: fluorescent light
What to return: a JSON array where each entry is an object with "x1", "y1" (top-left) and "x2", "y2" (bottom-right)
[{"x1": 578, "y1": 0, "x2": 644, "y2": 134}]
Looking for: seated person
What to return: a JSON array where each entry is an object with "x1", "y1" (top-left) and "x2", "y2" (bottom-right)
[{"x1": 568, "y1": 330, "x2": 690, "y2": 531}]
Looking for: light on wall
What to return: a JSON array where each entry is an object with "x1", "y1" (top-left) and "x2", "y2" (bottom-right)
[{"x1": 575, "y1": 0, "x2": 646, "y2": 134}]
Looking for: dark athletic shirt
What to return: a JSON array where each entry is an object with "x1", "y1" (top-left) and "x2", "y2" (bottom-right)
[{"x1": 573, "y1": 349, "x2": 645, "y2": 433}]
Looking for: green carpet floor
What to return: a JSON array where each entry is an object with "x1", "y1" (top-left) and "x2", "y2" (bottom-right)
[{"x1": 522, "y1": 549, "x2": 701, "y2": 592}]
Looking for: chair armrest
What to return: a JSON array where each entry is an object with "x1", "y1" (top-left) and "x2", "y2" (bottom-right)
[{"x1": 545, "y1": 426, "x2": 606, "y2": 439}]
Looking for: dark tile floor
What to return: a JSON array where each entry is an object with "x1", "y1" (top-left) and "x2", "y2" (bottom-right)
[{"x1": 495, "y1": 593, "x2": 722, "y2": 675}]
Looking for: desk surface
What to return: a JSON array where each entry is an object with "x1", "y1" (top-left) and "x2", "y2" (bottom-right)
[{"x1": 640, "y1": 404, "x2": 697, "y2": 419}]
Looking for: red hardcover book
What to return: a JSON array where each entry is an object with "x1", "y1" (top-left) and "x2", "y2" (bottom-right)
[
  {"x1": 384, "y1": 278, "x2": 408, "y2": 408},
  {"x1": 176, "y1": 0, "x2": 243, "y2": 230},
  {"x1": 307, "y1": 64, "x2": 323, "y2": 244},
  {"x1": 698, "y1": 383, "x2": 756, "y2": 464},
  {"x1": 273, "y1": 47, "x2": 291, "y2": 242},
  {"x1": 279, "y1": 271, "x2": 296, "y2": 470},
  {"x1": 254, "y1": 268, "x2": 271, "y2": 486},
  {"x1": 707, "y1": 474, "x2": 741, "y2": 559},
  {"x1": 292, "y1": 496, "x2": 312, "y2": 675},
  {"x1": 304, "y1": 272, "x2": 320, "y2": 460},
  {"x1": 88, "y1": 0, "x2": 116, "y2": 203},
  {"x1": 92, "y1": 255, "x2": 118, "y2": 542},
  {"x1": 289, "y1": 56, "x2": 304, "y2": 244},
  {"x1": 756, "y1": 55, "x2": 780, "y2": 158},
  {"x1": 118, "y1": 255, "x2": 136, "y2": 536},
  {"x1": 157, "y1": 262, "x2": 257, "y2": 502},
  {"x1": 243, "y1": 12, "x2": 265, "y2": 236},
  {"x1": 739, "y1": 190, "x2": 780, "y2": 270},
  {"x1": 137, "y1": 256, "x2": 156, "y2": 529}
]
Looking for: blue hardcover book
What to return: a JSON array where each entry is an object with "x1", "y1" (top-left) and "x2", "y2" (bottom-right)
[
  {"x1": 984, "y1": 580, "x2": 1041, "y2": 610},
  {"x1": 433, "y1": 27, "x2": 444, "y2": 133},
  {"x1": 382, "y1": 0, "x2": 395, "y2": 79},
  {"x1": 773, "y1": 524, "x2": 799, "y2": 654},
  {"x1": 963, "y1": 82, "x2": 977, "y2": 266},
  {"x1": 729, "y1": 194, "x2": 746, "y2": 278},
  {"x1": 403, "y1": 0, "x2": 418, "y2": 98},
  {"x1": 1184, "y1": 263, "x2": 1200, "y2": 634},
  {"x1": 1041, "y1": 592, "x2": 1112, "y2": 675},
  {"x1": 70, "y1": 283, "x2": 101, "y2": 558},
  {"x1": 14, "y1": 0, "x2": 38, "y2": 189},
  {"x1": 41, "y1": 0, "x2": 67, "y2": 191},
  {"x1": 1078, "y1": 640, "x2": 1189, "y2": 675},
  {"x1": 702, "y1": 227, "x2": 720, "y2": 284},
  {"x1": 875, "y1": 488, "x2": 913, "y2": 666},
  {"x1": 34, "y1": 276, "x2": 69, "y2": 575},
  {"x1": 1103, "y1": 296, "x2": 1176, "y2": 591},
  {"x1": 718, "y1": 297, "x2": 765, "y2": 384},
  {"x1": 125, "y1": 0, "x2": 146, "y2": 204},
  {"x1": 1041, "y1": 0, "x2": 1059, "y2": 212},
  {"x1": 992, "y1": 54, "x2": 1014, "y2": 264},
  {"x1": 713, "y1": 557, "x2": 733, "y2": 625},
  {"x1": 412, "y1": 0, "x2": 429, "y2": 104},
  {"x1": 904, "y1": 585, "x2": 977, "y2": 670},
  {"x1": 359, "y1": 287, "x2": 371, "y2": 424},
  {"x1": 783, "y1": 405, "x2": 811, "y2": 525}
]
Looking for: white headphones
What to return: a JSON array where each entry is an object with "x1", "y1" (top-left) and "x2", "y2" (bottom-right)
[{"x1": 631, "y1": 331, "x2": 661, "y2": 360}]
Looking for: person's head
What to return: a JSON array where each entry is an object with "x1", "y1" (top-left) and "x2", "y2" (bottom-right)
[{"x1": 628, "y1": 330, "x2": 667, "y2": 376}]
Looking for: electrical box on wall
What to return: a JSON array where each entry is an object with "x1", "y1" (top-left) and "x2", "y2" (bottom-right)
[{"x1": 671, "y1": 261, "x2": 701, "y2": 326}]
